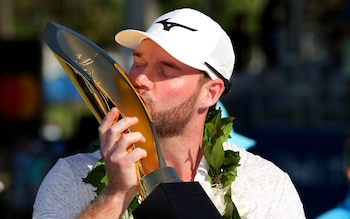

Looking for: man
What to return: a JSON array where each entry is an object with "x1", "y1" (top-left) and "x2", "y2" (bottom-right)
[{"x1": 33, "y1": 8, "x2": 305, "y2": 218}]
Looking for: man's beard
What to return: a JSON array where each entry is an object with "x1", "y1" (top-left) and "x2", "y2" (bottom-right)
[{"x1": 142, "y1": 87, "x2": 201, "y2": 138}]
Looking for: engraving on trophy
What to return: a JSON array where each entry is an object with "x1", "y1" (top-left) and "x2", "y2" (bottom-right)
[
  {"x1": 75, "y1": 53, "x2": 98, "y2": 67},
  {"x1": 74, "y1": 53, "x2": 100, "y2": 84}
]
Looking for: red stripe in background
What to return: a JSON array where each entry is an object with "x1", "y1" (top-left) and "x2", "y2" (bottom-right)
[{"x1": 0, "y1": 73, "x2": 40, "y2": 119}]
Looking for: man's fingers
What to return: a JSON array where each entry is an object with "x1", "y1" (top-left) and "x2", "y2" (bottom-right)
[
  {"x1": 98, "y1": 107, "x2": 120, "y2": 135},
  {"x1": 107, "y1": 131, "x2": 146, "y2": 161}
]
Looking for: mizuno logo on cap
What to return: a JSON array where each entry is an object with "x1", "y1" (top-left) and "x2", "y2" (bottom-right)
[{"x1": 156, "y1": 18, "x2": 197, "y2": 32}]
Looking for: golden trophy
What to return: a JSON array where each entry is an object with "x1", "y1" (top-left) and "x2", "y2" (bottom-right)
[{"x1": 44, "y1": 21, "x2": 222, "y2": 218}]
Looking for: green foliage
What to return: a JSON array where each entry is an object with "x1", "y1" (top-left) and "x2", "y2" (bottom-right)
[
  {"x1": 221, "y1": 150, "x2": 240, "y2": 188},
  {"x1": 82, "y1": 159, "x2": 107, "y2": 195},
  {"x1": 128, "y1": 195, "x2": 141, "y2": 213},
  {"x1": 204, "y1": 108, "x2": 239, "y2": 185},
  {"x1": 224, "y1": 187, "x2": 241, "y2": 219},
  {"x1": 204, "y1": 108, "x2": 241, "y2": 219}
]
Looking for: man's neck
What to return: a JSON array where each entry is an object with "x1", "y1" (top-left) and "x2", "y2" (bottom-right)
[{"x1": 158, "y1": 134, "x2": 204, "y2": 182}]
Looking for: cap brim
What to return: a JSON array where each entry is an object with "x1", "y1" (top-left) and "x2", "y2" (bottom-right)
[
  {"x1": 115, "y1": 29, "x2": 217, "y2": 78},
  {"x1": 115, "y1": 29, "x2": 151, "y2": 50}
]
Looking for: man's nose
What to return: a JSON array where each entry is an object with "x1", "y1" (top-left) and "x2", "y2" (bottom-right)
[{"x1": 133, "y1": 69, "x2": 154, "y2": 90}]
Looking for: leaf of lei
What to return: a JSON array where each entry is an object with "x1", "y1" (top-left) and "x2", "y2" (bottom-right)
[
  {"x1": 82, "y1": 107, "x2": 241, "y2": 218},
  {"x1": 82, "y1": 159, "x2": 107, "y2": 195}
]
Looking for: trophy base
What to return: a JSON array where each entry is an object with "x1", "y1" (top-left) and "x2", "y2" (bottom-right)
[{"x1": 133, "y1": 182, "x2": 222, "y2": 219}]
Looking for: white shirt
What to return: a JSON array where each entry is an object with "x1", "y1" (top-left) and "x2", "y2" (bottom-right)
[{"x1": 33, "y1": 142, "x2": 306, "y2": 219}]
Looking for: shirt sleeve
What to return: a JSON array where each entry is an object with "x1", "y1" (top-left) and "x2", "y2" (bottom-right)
[
  {"x1": 268, "y1": 172, "x2": 306, "y2": 219},
  {"x1": 32, "y1": 154, "x2": 97, "y2": 219}
]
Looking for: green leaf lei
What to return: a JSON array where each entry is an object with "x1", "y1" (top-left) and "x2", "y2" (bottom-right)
[
  {"x1": 204, "y1": 108, "x2": 241, "y2": 219},
  {"x1": 83, "y1": 107, "x2": 241, "y2": 218}
]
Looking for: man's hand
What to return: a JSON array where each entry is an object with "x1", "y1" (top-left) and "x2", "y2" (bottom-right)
[
  {"x1": 78, "y1": 107, "x2": 147, "y2": 218},
  {"x1": 99, "y1": 107, "x2": 147, "y2": 198}
]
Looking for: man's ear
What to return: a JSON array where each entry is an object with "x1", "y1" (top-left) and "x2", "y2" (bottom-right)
[{"x1": 201, "y1": 79, "x2": 225, "y2": 107}]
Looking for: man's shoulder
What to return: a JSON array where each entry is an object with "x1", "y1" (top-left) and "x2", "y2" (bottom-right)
[
  {"x1": 226, "y1": 142, "x2": 305, "y2": 218},
  {"x1": 33, "y1": 150, "x2": 101, "y2": 218},
  {"x1": 225, "y1": 142, "x2": 289, "y2": 182},
  {"x1": 61, "y1": 149, "x2": 101, "y2": 167},
  {"x1": 51, "y1": 150, "x2": 102, "y2": 178},
  {"x1": 62, "y1": 150, "x2": 102, "y2": 164}
]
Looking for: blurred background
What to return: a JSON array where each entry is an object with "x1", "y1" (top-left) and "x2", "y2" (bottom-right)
[{"x1": 0, "y1": 0, "x2": 349, "y2": 218}]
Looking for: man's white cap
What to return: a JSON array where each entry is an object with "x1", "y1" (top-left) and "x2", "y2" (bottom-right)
[{"x1": 115, "y1": 8, "x2": 235, "y2": 92}]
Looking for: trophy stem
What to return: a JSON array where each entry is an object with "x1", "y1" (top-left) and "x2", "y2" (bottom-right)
[
  {"x1": 136, "y1": 121, "x2": 182, "y2": 199},
  {"x1": 139, "y1": 167, "x2": 181, "y2": 199},
  {"x1": 149, "y1": 122, "x2": 167, "y2": 169}
]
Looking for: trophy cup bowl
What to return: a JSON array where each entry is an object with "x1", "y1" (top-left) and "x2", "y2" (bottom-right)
[{"x1": 44, "y1": 21, "x2": 181, "y2": 198}]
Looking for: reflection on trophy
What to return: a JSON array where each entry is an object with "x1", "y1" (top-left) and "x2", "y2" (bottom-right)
[{"x1": 44, "y1": 21, "x2": 222, "y2": 218}]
